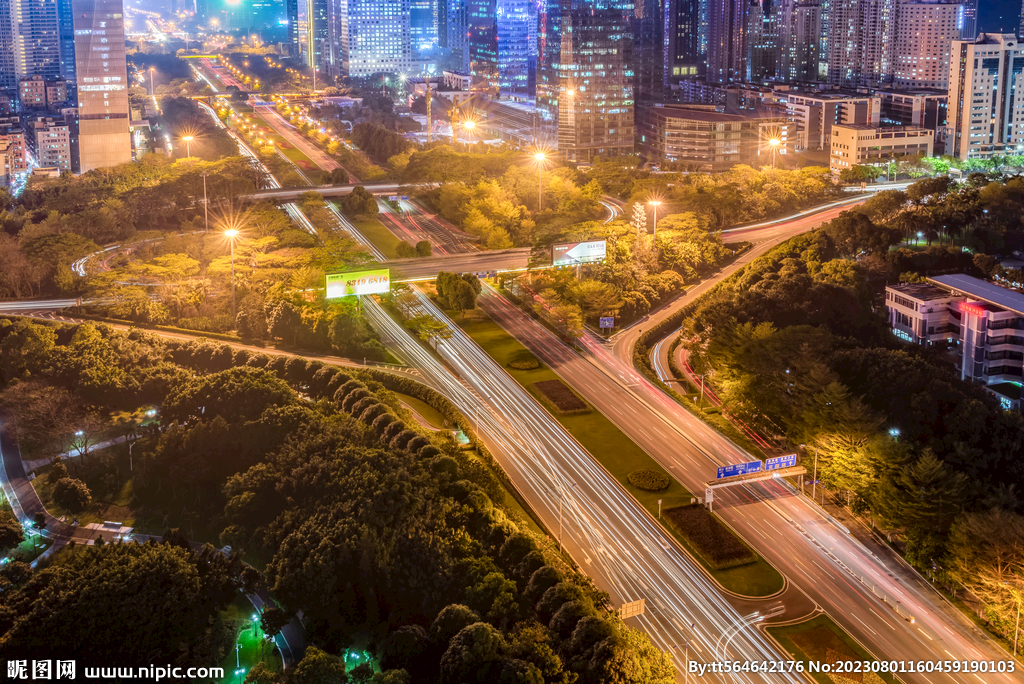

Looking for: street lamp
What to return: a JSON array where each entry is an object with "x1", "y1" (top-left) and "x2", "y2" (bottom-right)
[
  {"x1": 181, "y1": 135, "x2": 194, "y2": 158},
  {"x1": 149, "y1": 67, "x2": 156, "y2": 98},
  {"x1": 224, "y1": 228, "x2": 239, "y2": 322},
  {"x1": 648, "y1": 200, "x2": 662, "y2": 238},
  {"x1": 534, "y1": 152, "x2": 547, "y2": 212}
]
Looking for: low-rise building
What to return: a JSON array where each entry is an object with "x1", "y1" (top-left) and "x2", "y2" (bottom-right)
[
  {"x1": 636, "y1": 104, "x2": 792, "y2": 171},
  {"x1": 884, "y1": 274, "x2": 1024, "y2": 410},
  {"x1": 26, "y1": 116, "x2": 72, "y2": 173},
  {"x1": 0, "y1": 117, "x2": 28, "y2": 180},
  {"x1": 18, "y1": 76, "x2": 68, "y2": 111},
  {"x1": 830, "y1": 124, "x2": 934, "y2": 176},
  {"x1": 875, "y1": 87, "x2": 948, "y2": 131}
]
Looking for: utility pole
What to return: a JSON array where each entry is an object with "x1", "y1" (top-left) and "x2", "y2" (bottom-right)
[
  {"x1": 450, "y1": 103, "x2": 460, "y2": 146},
  {"x1": 425, "y1": 78, "x2": 432, "y2": 143},
  {"x1": 201, "y1": 173, "x2": 209, "y2": 233}
]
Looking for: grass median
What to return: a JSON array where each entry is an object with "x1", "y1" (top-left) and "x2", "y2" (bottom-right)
[
  {"x1": 351, "y1": 217, "x2": 402, "y2": 260},
  {"x1": 767, "y1": 614, "x2": 897, "y2": 684},
  {"x1": 452, "y1": 305, "x2": 784, "y2": 597}
]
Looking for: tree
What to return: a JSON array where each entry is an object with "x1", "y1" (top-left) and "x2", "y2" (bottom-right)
[
  {"x1": 0, "y1": 319, "x2": 56, "y2": 381},
  {"x1": 53, "y1": 477, "x2": 92, "y2": 512},
  {"x1": 407, "y1": 315, "x2": 452, "y2": 348},
  {"x1": 341, "y1": 186, "x2": 380, "y2": 217},
  {"x1": 416, "y1": 240, "x2": 432, "y2": 257},
  {"x1": 287, "y1": 647, "x2": 349, "y2": 684},
  {"x1": 839, "y1": 165, "x2": 879, "y2": 184},
  {"x1": 0, "y1": 512, "x2": 24, "y2": 552},
  {"x1": 569, "y1": 280, "x2": 622, "y2": 318},
  {"x1": 259, "y1": 606, "x2": 291, "y2": 639},
  {"x1": 267, "y1": 301, "x2": 302, "y2": 344},
  {"x1": 440, "y1": 622, "x2": 506, "y2": 684},
  {"x1": 453, "y1": 280, "x2": 477, "y2": 317}
]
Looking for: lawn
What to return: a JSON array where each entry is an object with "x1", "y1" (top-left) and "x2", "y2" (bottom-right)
[
  {"x1": 351, "y1": 217, "x2": 403, "y2": 260},
  {"x1": 216, "y1": 595, "x2": 283, "y2": 684},
  {"x1": 767, "y1": 615, "x2": 896, "y2": 684},
  {"x1": 453, "y1": 306, "x2": 784, "y2": 597},
  {"x1": 32, "y1": 444, "x2": 137, "y2": 528},
  {"x1": 394, "y1": 391, "x2": 448, "y2": 430},
  {"x1": 0, "y1": 497, "x2": 51, "y2": 563}
]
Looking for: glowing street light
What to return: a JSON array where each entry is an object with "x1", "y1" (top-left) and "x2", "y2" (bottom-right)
[
  {"x1": 648, "y1": 199, "x2": 662, "y2": 237},
  {"x1": 224, "y1": 227, "x2": 240, "y2": 321},
  {"x1": 533, "y1": 151, "x2": 547, "y2": 212},
  {"x1": 181, "y1": 135, "x2": 194, "y2": 157}
]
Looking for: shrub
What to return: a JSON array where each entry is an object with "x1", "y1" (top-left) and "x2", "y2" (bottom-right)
[
  {"x1": 418, "y1": 444, "x2": 440, "y2": 459},
  {"x1": 341, "y1": 389, "x2": 371, "y2": 412},
  {"x1": 389, "y1": 429, "x2": 418, "y2": 450},
  {"x1": 626, "y1": 469, "x2": 670, "y2": 492},
  {"x1": 531, "y1": 379, "x2": 588, "y2": 414},
  {"x1": 372, "y1": 413, "x2": 397, "y2": 434},
  {"x1": 663, "y1": 504, "x2": 756, "y2": 569},
  {"x1": 359, "y1": 403, "x2": 387, "y2": 424},
  {"x1": 53, "y1": 477, "x2": 92, "y2": 513},
  {"x1": 246, "y1": 353, "x2": 272, "y2": 369},
  {"x1": 349, "y1": 396, "x2": 376, "y2": 417},
  {"x1": 382, "y1": 421, "x2": 406, "y2": 441},
  {"x1": 406, "y1": 435, "x2": 430, "y2": 454},
  {"x1": 508, "y1": 350, "x2": 540, "y2": 371}
]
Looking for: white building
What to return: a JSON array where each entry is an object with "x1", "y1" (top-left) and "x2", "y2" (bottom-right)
[
  {"x1": 774, "y1": 88, "x2": 881, "y2": 151},
  {"x1": 945, "y1": 33, "x2": 1024, "y2": 160},
  {"x1": 338, "y1": 0, "x2": 413, "y2": 78},
  {"x1": 892, "y1": 0, "x2": 964, "y2": 89},
  {"x1": 885, "y1": 274, "x2": 1024, "y2": 411},
  {"x1": 26, "y1": 116, "x2": 71, "y2": 172},
  {"x1": 830, "y1": 124, "x2": 933, "y2": 175}
]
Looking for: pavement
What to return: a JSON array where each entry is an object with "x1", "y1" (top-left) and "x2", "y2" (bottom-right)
[
  {"x1": 386, "y1": 248, "x2": 532, "y2": 281},
  {"x1": 377, "y1": 197, "x2": 480, "y2": 255}
]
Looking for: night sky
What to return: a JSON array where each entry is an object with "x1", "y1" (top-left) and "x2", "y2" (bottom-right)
[{"x1": 981, "y1": 0, "x2": 1022, "y2": 34}]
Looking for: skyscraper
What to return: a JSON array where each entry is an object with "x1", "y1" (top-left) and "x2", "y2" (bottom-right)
[
  {"x1": 946, "y1": 33, "x2": 1024, "y2": 160},
  {"x1": 286, "y1": 0, "x2": 299, "y2": 55},
  {"x1": 667, "y1": 0, "x2": 702, "y2": 80},
  {"x1": 748, "y1": 0, "x2": 779, "y2": 81},
  {"x1": 706, "y1": 0, "x2": 749, "y2": 83},
  {"x1": 57, "y1": 0, "x2": 74, "y2": 80},
  {"x1": 536, "y1": 0, "x2": 561, "y2": 120},
  {"x1": 633, "y1": 0, "x2": 666, "y2": 100},
  {"x1": 960, "y1": 0, "x2": 975, "y2": 39},
  {"x1": 410, "y1": 0, "x2": 437, "y2": 57},
  {"x1": 72, "y1": 0, "x2": 131, "y2": 171},
  {"x1": 555, "y1": 0, "x2": 634, "y2": 161},
  {"x1": 777, "y1": 0, "x2": 820, "y2": 82},
  {"x1": 338, "y1": 0, "x2": 413, "y2": 77},
  {"x1": 306, "y1": 0, "x2": 328, "y2": 71},
  {"x1": 893, "y1": 0, "x2": 963, "y2": 89},
  {"x1": 14, "y1": 0, "x2": 61, "y2": 80},
  {"x1": 469, "y1": 0, "x2": 497, "y2": 86},
  {"x1": 827, "y1": 0, "x2": 896, "y2": 87},
  {"x1": 496, "y1": 0, "x2": 536, "y2": 97},
  {"x1": 441, "y1": 0, "x2": 471, "y2": 72},
  {"x1": 0, "y1": 0, "x2": 16, "y2": 93}
]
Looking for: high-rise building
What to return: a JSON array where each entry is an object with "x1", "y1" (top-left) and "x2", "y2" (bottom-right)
[
  {"x1": 0, "y1": 0, "x2": 15, "y2": 94},
  {"x1": 57, "y1": 0, "x2": 74, "y2": 80},
  {"x1": 496, "y1": 0, "x2": 536, "y2": 97},
  {"x1": 410, "y1": 0, "x2": 437, "y2": 57},
  {"x1": 946, "y1": 33, "x2": 1024, "y2": 160},
  {"x1": 707, "y1": 0, "x2": 749, "y2": 83},
  {"x1": 827, "y1": 0, "x2": 896, "y2": 87},
  {"x1": 286, "y1": 0, "x2": 299, "y2": 54},
  {"x1": 893, "y1": 0, "x2": 963, "y2": 89},
  {"x1": 777, "y1": 0, "x2": 820, "y2": 82},
  {"x1": 667, "y1": 0, "x2": 702, "y2": 82},
  {"x1": 14, "y1": 0, "x2": 62, "y2": 80},
  {"x1": 959, "y1": 0, "x2": 975, "y2": 39},
  {"x1": 338, "y1": 0, "x2": 413, "y2": 77},
  {"x1": 305, "y1": 0, "x2": 328, "y2": 71},
  {"x1": 555, "y1": 0, "x2": 634, "y2": 162},
  {"x1": 633, "y1": 0, "x2": 666, "y2": 100},
  {"x1": 72, "y1": 0, "x2": 131, "y2": 171},
  {"x1": 748, "y1": 0, "x2": 780, "y2": 81},
  {"x1": 536, "y1": 0, "x2": 561, "y2": 121},
  {"x1": 441, "y1": 0, "x2": 471, "y2": 71},
  {"x1": 469, "y1": 0, "x2": 497, "y2": 86}
]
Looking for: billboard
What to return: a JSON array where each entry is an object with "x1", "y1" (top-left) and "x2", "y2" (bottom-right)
[
  {"x1": 716, "y1": 460, "x2": 762, "y2": 479},
  {"x1": 552, "y1": 240, "x2": 607, "y2": 266},
  {"x1": 326, "y1": 268, "x2": 390, "y2": 298},
  {"x1": 599, "y1": 317, "x2": 615, "y2": 329}
]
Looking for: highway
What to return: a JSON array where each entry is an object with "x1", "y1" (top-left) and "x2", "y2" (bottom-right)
[
  {"x1": 249, "y1": 101, "x2": 352, "y2": 181},
  {"x1": 244, "y1": 182, "x2": 428, "y2": 202},
  {"x1": 360, "y1": 291, "x2": 805, "y2": 683},
  {"x1": 377, "y1": 197, "x2": 480, "y2": 255}
]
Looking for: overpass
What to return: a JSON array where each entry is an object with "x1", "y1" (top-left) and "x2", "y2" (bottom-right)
[
  {"x1": 244, "y1": 182, "x2": 434, "y2": 202},
  {"x1": 388, "y1": 248, "x2": 531, "y2": 281}
]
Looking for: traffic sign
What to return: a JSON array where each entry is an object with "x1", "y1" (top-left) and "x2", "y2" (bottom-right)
[
  {"x1": 599, "y1": 317, "x2": 615, "y2": 329},
  {"x1": 388, "y1": 195, "x2": 399, "y2": 201},
  {"x1": 716, "y1": 460, "x2": 762, "y2": 479},
  {"x1": 400, "y1": 195, "x2": 409, "y2": 200},
  {"x1": 620, "y1": 598, "x2": 646, "y2": 619},
  {"x1": 765, "y1": 454, "x2": 797, "y2": 471}
]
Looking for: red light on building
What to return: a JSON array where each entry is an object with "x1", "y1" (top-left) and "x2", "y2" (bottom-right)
[{"x1": 960, "y1": 303, "x2": 986, "y2": 316}]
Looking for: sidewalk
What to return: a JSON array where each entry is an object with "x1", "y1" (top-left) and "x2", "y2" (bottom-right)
[{"x1": 23, "y1": 435, "x2": 129, "y2": 474}]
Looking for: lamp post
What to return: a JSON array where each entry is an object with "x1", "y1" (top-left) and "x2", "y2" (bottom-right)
[
  {"x1": 201, "y1": 173, "x2": 209, "y2": 233},
  {"x1": 768, "y1": 137, "x2": 781, "y2": 174},
  {"x1": 181, "y1": 135, "x2": 194, "y2": 158},
  {"x1": 534, "y1": 152, "x2": 546, "y2": 212},
  {"x1": 149, "y1": 67, "x2": 156, "y2": 98},
  {"x1": 225, "y1": 228, "x2": 239, "y2": 321},
  {"x1": 461, "y1": 119, "x2": 476, "y2": 145},
  {"x1": 811, "y1": 445, "x2": 819, "y2": 505},
  {"x1": 648, "y1": 200, "x2": 662, "y2": 238}
]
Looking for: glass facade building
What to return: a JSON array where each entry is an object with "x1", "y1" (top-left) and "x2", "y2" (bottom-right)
[{"x1": 496, "y1": 0, "x2": 536, "y2": 97}]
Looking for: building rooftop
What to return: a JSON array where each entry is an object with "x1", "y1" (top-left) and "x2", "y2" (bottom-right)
[
  {"x1": 642, "y1": 104, "x2": 784, "y2": 122},
  {"x1": 929, "y1": 274, "x2": 1024, "y2": 316},
  {"x1": 889, "y1": 282, "x2": 958, "y2": 301}
]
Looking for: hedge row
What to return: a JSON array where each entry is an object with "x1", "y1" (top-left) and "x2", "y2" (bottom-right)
[
  {"x1": 65, "y1": 310, "x2": 246, "y2": 345},
  {"x1": 530, "y1": 379, "x2": 589, "y2": 415},
  {"x1": 626, "y1": 469, "x2": 670, "y2": 492},
  {"x1": 663, "y1": 504, "x2": 757, "y2": 570}
]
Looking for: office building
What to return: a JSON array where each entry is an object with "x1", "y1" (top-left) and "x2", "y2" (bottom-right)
[
  {"x1": 12, "y1": 0, "x2": 61, "y2": 81},
  {"x1": 535, "y1": 0, "x2": 560, "y2": 122},
  {"x1": 776, "y1": 0, "x2": 821, "y2": 83},
  {"x1": 496, "y1": 0, "x2": 536, "y2": 97},
  {"x1": 442, "y1": 0, "x2": 471, "y2": 72},
  {"x1": 72, "y1": 0, "x2": 131, "y2": 172},
  {"x1": 468, "y1": 0, "x2": 497, "y2": 87},
  {"x1": 410, "y1": 0, "x2": 437, "y2": 57},
  {"x1": 555, "y1": 0, "x2": 634, "y2": 162},
  {"x1": 338, "y1": 0, "x2": 413, "y2": 77},
  {"x1": 959, "y1": 0, "x2": 975, "y2": 38},
  {"x1": 945, "y1": 33, "x2": 1024, "y2": 161},
  {"x1": 305, "y1": 0, "x2": 328, "y2": 71},
  {"x1": 57, "y1": 0, "x2": 74, "y2": 80},
  {"x1": 667, "y1": 0, "x2": 702, "y2": 84},
  {"x1": 706, "y1": 0, "x2": 749, "y2": 83},
  {"x1": 637, "y1": 104, "x2": 792, "y2": 170},
  {"x1": 26, "y1": 115, "x2": 71, "y2": 171},
  {"x1": 286, "y1": 0, "x2": 299, "y2": 55},
  {"x1": 748, "y1": 0, "x2": 780, "y2": 82},
  {"x1": 827, "y1": 0, "x2": 896, "y2": 87},
  {"x1": 829, "y1": 124, "x2": 933, "y2": 175},
  {"x1": 633, "y1": 0, "x2": 665, "y2": 101},
  {"x1": 893, "y1": 0, "x2": 963, "y2": 89},
  {"x1": 885, "y1": 274, "x2": 1024, "y2": 411},
  {"x1": 774, "y1": 87, "x2": 881, "y2": 150}
]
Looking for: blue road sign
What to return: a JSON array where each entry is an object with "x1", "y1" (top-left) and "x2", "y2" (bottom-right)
[
  {"x1": 765, "y1": 454, "x2": 797, "y2": 471},
  {"x1": 400, "y1": 195, "x2": 409, "y2": 200},
  {"x1": 388, "y1": 195, "x2": 400, "y2": 201},
  {"x1": 717, "y1": 461, "x2": 762, "y2": 479},
  {"x1": 599, "y1": 317, "x2": 615, "y2": 329}
]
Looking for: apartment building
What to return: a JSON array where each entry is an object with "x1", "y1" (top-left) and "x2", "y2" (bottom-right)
[
  {"x1": 774, "y1": 88, "x2": 881, "y2": 150},
  {"x1": 26, "y1": 116, "x2": 71, "y2": 172},
  {"x1": 892, "y1": 0, "x2": 964, "y2": 89}
]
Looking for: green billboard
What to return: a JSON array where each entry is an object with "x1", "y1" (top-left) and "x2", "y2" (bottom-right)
[{"x1": 325, "y1": 268, "x2": 391, "y2": 298}]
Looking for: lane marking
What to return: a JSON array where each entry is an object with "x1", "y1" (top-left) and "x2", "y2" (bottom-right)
[
  {"x1": 868, "y1": 608, "x2": 896, "y2": 631},
  {"x1": 852, "y1": 613, "x2": 877, "y2": 636}
]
